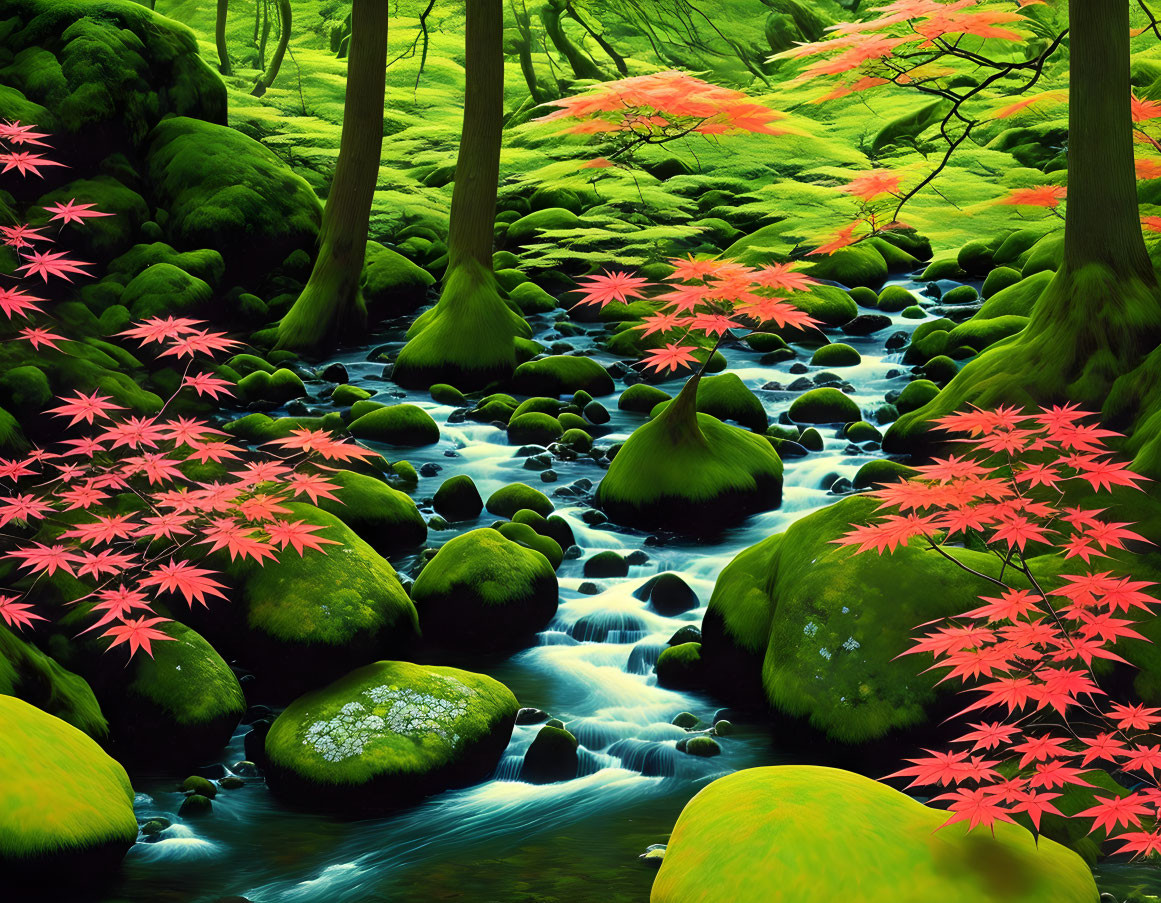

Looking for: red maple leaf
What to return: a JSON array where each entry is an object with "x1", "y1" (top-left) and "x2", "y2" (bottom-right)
[
  {"x1": 42, "y1": 198, "x2": 113, "y2": 225},
  {"x1": 641, "y1": 342, "x2": 699, "y2": 374},
  {"x1": 573, "y1": 270, "x2": 653, "y2": 308},
  {"x1": 138, "y1": 559, "x2": 229, "y2": 607},
  {"x1": 15, "y1": 248, "x2": 92, "y2": 281},
  {"x1": 47, "y1": 389, "x2": 126, "y2": 427},
  {"x1": 0, "y1": 594, "x2": 46, "y2": 631},
  {"x1": 101, "y1": 616, "x2": 175, "y2": 659},
  {"x1": 264, "y1": 519, "x2": 341, "y2": 556}
]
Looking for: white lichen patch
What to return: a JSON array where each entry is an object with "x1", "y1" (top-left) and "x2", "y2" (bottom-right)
[{"x1": 303, "y1": 676, "x2": 479, "y2": 763}]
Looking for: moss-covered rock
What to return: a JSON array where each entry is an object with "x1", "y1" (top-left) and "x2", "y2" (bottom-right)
[
  {"x1": 0, "y1": 364, "x2": 51, "y2": 416},
  {"x1": 653, "y1": 372, "x2": 767, "y2": 432},
  {"x1": 98, "y1": 621, "x2": 245, "y2": 766},
  {"x1": 584, "y1": 550, "x2": 629, "y2": 578},
  {"x1": 655, "y1": 642, "x2": 703, "y2": 690},
  {"x1": 264, "y1": 661, "x2": 518, "y2": 813},
  {"x1": 507, "y1": 411, "x2": 563, "y2": 446},
  {"x1": 433, "y1": 474, "x2": 484, "y2": 521},
  {"x1": 635, "y1": 572, "x2": 699, "y2": 615},
  {"x1": 876, "y1": 284, "x2": 914, "y2": 312},
  {"x1": 508, "y1": 281, "x2": 558, "y2": 314},
  {"x1": 810, "y1": 343, "x2": 861, "y2": 368},
  {"x1": 224, "y1": 503, "x2": 419, "y2": 697},
  {"x1": 896, "y1": 379, "x2": 941, "y2": 414},
  {"x1": 853, "y1": 458, "x2": 917, "y2": 490},
  {"x1": 701, "y1": 496, "x2": 1052, "y2": 742},
  {"x1": 520, "y1": 725, "x2": 578, "y2": 784},
  {"x1": 237, "y1": 367, "x2": 306, "y2": 403},
  {"x1": 34, "y1": 176, "x2": 148, "y2": 262},
  {"x1": 0, "y1": 696, "x2": 137, "y2": 878},
  {"x1": 505, "y1": 207, "x2": 581, "y2": 245},
  {"x1": 145, "y1": 117, "x2": 321, "y2": 279},
  {"x1": 976, "y1": 270, "x2": 1053, "y2": 319},
  {"x1": 948, "y1": 315, "x2": 1028, "y2": 354},
  {"x1": 313, "y1": 469, "x2": 427, "y2": 554},
  {"x1": 497, "y1": 521, "x2": 563, "y2": 570},
  {"x1": 108, "y1": 242, "x2": 225, "y2": 288},
  {"x1": 598, "y1": 380, "x2": 782, "y2": 532},
  {"x1": 652, "y1": 766, "x2": 1098, "y2": 903},
  {"x1": 361, "y1": 241, "x2": 435, "y2": 321},
  {"x1": 804, "y1": 244, "x2": 888, "y2": 289},
  {"x1": 941, "y1": 285, "x2": 979, "y2": 305},
  {"x1": 349, "y1": 404, "x2": 440, "y2": 446},
  {"x1": 331, "y1": 384, "x2": 372, "y2": 406},
  {"x1": 0, "y1": 626, "x2": 106, "y2": 739},
  {"x1": 511, "y1": 355, "x2": 614, "y2": 397},
  {"x1": 787, "y1": 387, "x2": 860, "y2": 424},
  {"x1": 981, "y1": 265, "x2": 1023, "y2": 299},
  {"x1": 119, "y1": 263, "x2": 214, "y2": 320},
  {"x1": 486, "y1": 482, "x2": 553, "y2": 518},
  {"x1": 410, "y1": 528, "x2": 558, "y2": 649},
  {"x1": 430, "y1": 383, "x2": 466, "y2": 405}
]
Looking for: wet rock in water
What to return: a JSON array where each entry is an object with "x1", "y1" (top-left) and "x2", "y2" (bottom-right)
[
  {"x1": 265, "y1": 661, "x2": 518, "y2": 813},
  {"x1": 841, "y1": 314, "x2": 892, "y2": 336},
  {"x1": 671, "y1": 712, "x2": 701, "y2": 730},
  {"x1": 577, "y1": 582, "x2": 601, "y2": 595},
  {"x1": 655, "y1": 643, "x2": 704, "y2": 690},
  {"x1": 520, "y1": 725, "x2": 579, "y2": 784},
  {"x1": 218, "y1": 776, "x2": 245, "y2": 790},
  {"x1": 349, "y1": 404, "x2": 440, "y2": 446},
  {"x1": 634, "y1": 573, "x2": 699, "y2": 615},
  {"x1": 788, "y1": 388, "x2": 861, "y2": 424},
  {"x1": 546, "y1": 718, "x2": 566, "y2": 729},
  {"x1": 427, "y1": 515, "x2": 451, "y2": 531},
  {"x1": 811, "y1": 343, "x2": 861, "y2": 367},
  {"x1": 581, "y1": 509, "x2": 608, "y2": 526},
  {"x1": 419, "y1": 462, "x2": 442, "y2": 477},
  {"x1": 787, "y1": 376, "x2": 814, "y2": 392},
  {"x1": 797, "y1": 428, "x2": 824, "y2": 451},
  {"x1": 760, "y1": 381, "x2": 784, "y2": 391},
  {"x1": 682, "y1": 737, "x2": 721, "y2": 757},
  {"x1": 885, "y1": 330, "x2": 909, "y2": 351},
  {"x1": 180, "y1": 776, "x2": 217, "y2": 799},
  {"x1": 712, "y1": 720, "x2": 734, "y2": 737},
  {"x1": 515, "y1": 707, "x2": 550, "y2": 725},
  {"x1": 244, "y1": 719, "x2": 273, "y2": 765},
  {"x1": 828, "y1": 477, "x2": 854, "y2": 495},
  {"x1": 410, "y1": 529, "x2": 558, "y2": 649},
  {"x1": 512, "y1": 355, "x2": 615, "y2": 397},
  {"x1": 179, "y1": 794, "x2": 213, "y2": 818},
  {"x1": 540, "y1": 470, "x2": 558, "y2": 483},
  {"x1": 640, "y1": 844, "x2": 667, "y2": 867},
  {"x1": 564, "y1": 544, "x2": 583, "y2": 560},
  {"x1": 619, "y1": 383, "x2": 672, "y2": 413},
  {"x1": 140, "y1": 818, "x2": 171, "y2": 837},
  {"x1": 430, "y1": 383, "x2": 466, "y2": 405},
  {"x1": 651, "y1": 767, "x2": 1097, "y2": 903},
  {"x1": 625, "y1": 550, "x2": 650, "y2": 566},
  {"x1": 584, "y1": 550, "x2": 629, "y2": 578},
  {"x1": 789, "y1": 362, "x2": 809, "y2": 374},
  {"x1": 233, "y1": 761, "x2": 261, "y2": 778},
  {"x1": 486, "y1": 482, "x2": 554, "y2": 518},
  {"x1": 668, "y1": 625, "x2": 703, "y2": 646},
  {"x1": 318, "y1": 359, "x2": 348, "y2": 380},
  {"x1": 770, "y1": 439, "x2": 809, "y2": 458},
  {"x1": 523, "y1": 453, "x2": 552, "y2": 471}
]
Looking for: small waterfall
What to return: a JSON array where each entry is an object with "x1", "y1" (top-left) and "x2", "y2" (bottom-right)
[
  {"x1": 626, "y1": 642, "x2": 664, "y2": 675},
  {"x1": 607, "y1": 739, "x2": 677, "y2": 778}
]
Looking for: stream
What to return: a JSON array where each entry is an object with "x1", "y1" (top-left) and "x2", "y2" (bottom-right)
[{"x1": 90, "y1": 271, "x2": 1155, "y2": 902}]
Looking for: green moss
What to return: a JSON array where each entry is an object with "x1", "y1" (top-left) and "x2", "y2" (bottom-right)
[
  {"x1": 982, "y1": 265, "x2": 1023, "y2": 299},
  {"x1": 0, "y1": 696, "x2": 136, "y2": 869},
  {"x1": 508, "y1": 411, "x2": 563, "y2": 446},
  {"x1": 804, "y1": 244, "x2": 888, "y2": 289},
  {"x1": 313, "y1": 469, "x2": 427, "y2": 554},
  {"x1": 656, "y1": 642, "x2": 703, "y2": 690},
  {"x1": 227, "y1": 503, "x2": 418, "y2": 695},
  {"x1": 108, "y1": 242, "x2": 225, "y2": 287},
  {"x1": 896, "y1": 378, "x2": 941, "y2": 413},
  {"x1": 520, "y1": 725, "x2": 578, "y2": 784},
  {"x1": 430, "y1": 383, "x2": 466, "y2": 405},
  {"x1": 651, "y1": 373, "x2": 768, "y2": 432},
  {"x1": 584, "y1": 550, "x2": 629, "y2": 578},
  {"x1": 264, "y1": 660, "x2": 518, "y2": 812},
  {"x1": 512, "y1": 397, "x2": 563, "y2": 419},
  {"x1": 702, "y1": 496, "x2": 1053, "y2": 743},
  {"x1": 505, "y1": 207, "x2": 581, "y2": 244},
  {"x1": 0, "y1": 626, "x2": 106, "y2": 739},
  {"x1": 508, "y1": 280, "x2": 558, "y2": 314},
  {"x1": 0, "y1": 365, "x2": 51, "y2": 415},
  {"x1": 941, "y1": 285, "x2": 979, "y2": 306},
  {"x1": 976, "y1": 270, "x2": 1053, "y2": 319},
  {"x1": 902, "y1": 305, "x2": 925, "y2": 319},
  {"x1": 512, "y1": 355, "x2": 615, "y2": 397},
  {"x1": 433, "y1": 474, "x2": 484, "y2": 521},
  {"x1": 682, "y1": 736, "x2": 720, "y2": 757},
  {"x1": 810, "y1": 343, "x2": 861, "y2": 367},
  {"x1": 394, "y1": 260, "x2": 530, "y2": 390},
  {"x1": 876, "y1": 284, "x2": 915, "y2": 312},
  {"x1": 486, "y1": 482, "x2": 554, "y2": 518},
  {"x1": 853, "y1": 458, "x2": 917, "y2": 490},
  {"x1": 237, "y1": 367, "x2": 306, "y2": 403},
  {"x1": 497, "y1": 521, "x2": 563, "y2": 569},
  {"x1": 619, "y1": 383, "x2": 672, "y2": 413},
  {"x1": 597, "y1": 378, "x2": 782, "y2": 531},
  {"x1": 787, "y1": 387, "x2": 861, "y2": 424},
  {"x1": 349, "y1": 404, "x2": 440, "y2": 446},
  {"x1": 410, "y1": 528, "x2": 558, "y2": 648},
  {"x1": 844, "y1": 420, "x2": 882, "y2": 443},
  {"x1": 362, "y1": 241, "x2": 435, "y2": 321},
  {"x1": 948, "y1": 315, "x2": 1029, "y2": 354},
  {"x1": 797, "y1": 427, "x2": 823, "y2": 451},
  {"x1": 120, "y1": 263, "x2": 213, "y2": 319},
  {"x1": 653, "y1": 766, "x2": 1098, "y2": 903},
  {"x1": 34, "y1": 176, "x2": 148, "y2": 262},
  {"x1": 1020, "y1": 232, "x2": 1065, "y2": 275},
  {"x1": 331, "y1": 384, "x2": 372, "y2": 406},
  {"x1": 560, "y1": 427, "x2": 593, "y2": 450},
  {"x1": 920, "y1": 256, "x2": 965, "y2": 280},
  {"x1": 145, "y1": 117, "x2": 321, "y2": 277}
]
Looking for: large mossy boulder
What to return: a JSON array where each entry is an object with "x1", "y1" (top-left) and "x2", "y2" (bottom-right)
[
  {"x1": 803, "y1": 244, "x2": 889, "y2": 289},
  {"x1": 264, "y1": 661, "x2": 518, "y2": 813},
  {"x1": 145, "y1": 116, "x2": 321, "y2": 279},
  {"x1": 0, "y1": 696, "x2": 137, "y2": 879},
  {"x1": 120, "y1": 262, "x2": 213, "y2": 319},
  {"x1": 34, "y1": 176, "x2": 149, "y2": 262},
  {"x1": 314, "y1": 469, "x2": 427, "y2": 554},
  {"x1": 107, "y1": 241, "x2": 225, "y2": 287},
  {"x1": 410, "y1": 529, "x2": 558, "y2": 649},
  {"x1": 787, "y1": 387, "x2": 861, "y2": 424},
  {"x1": 223, "y1": 503, "x2": 419, "y2": 697},
  {"x1": 0, "y1": 627, "x2": 106, "y2": 739},
  {"x1": 348, "y1": 403, "x2": 440, "y2": 446},
  {"x1": 651, "y1": 372, "x2": 767, "y2": 432},
  {"x1": 0, "y1": 0, "x2": 225, "y2": 163},
  {"x1": 511, "y1": 355, "x2": 615, "y2": 397},
  {"x1": 97, "y1": 621, "x2": 245, "y2": 766},
  {"x1": 361, "y1": 241, "x2": 435, "y2": 321},
  {"x1": 652, "y1": 766, "x2": 1098, "y2": 903},
  {"x1": 597, "y1": 381, "x2": 782, "y2": 532},
  {"x1": 701, "y1": 496, "x2": 1051, "y2": 743}
]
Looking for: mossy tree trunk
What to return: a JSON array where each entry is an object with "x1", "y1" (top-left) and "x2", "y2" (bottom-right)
[
  {"x1": 252, "y1": 0, "x2": 292, "y2": 97},
  {"x1": 275, "y1": 0, "x2": 386, "y2": 353},
  {"x1": 215, "y1": 0, "x2": 232, "y2": 75},
  {"x1": 394, "y1": 0, "x2": 530, "y2": 389},
  {"x1": 540, "y1": 0, "x2": 607, "y2": 81},
  {"x1": 886, "y1": 0, "x2": 1161, "y2": 455}
]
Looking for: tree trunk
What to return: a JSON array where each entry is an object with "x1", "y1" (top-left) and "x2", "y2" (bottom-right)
[
  {"x1": 252, "y1": 0, "x2": 292, "y2": 97},
  {"x1": 275, "y1": 0, "x2": 387, "y2": 353},
  {"x1": 215, "y1": 0, "x2": 231, "y2": 75},
  {"x1": 512, "y1": 2, "x2": 553, "y2": 105},
  {"x1": 258, "y1": 0, "x2": 271, "y2": 70},
  {"x1": 885, "y1": 0, "x2": 1161, "y2": 455},
  {"x1": 565, "y1": 2, "x2": 628, "y2": 75},
  {"x1": 394, "y1": 0, "x2": 529, "y2": 389},
  {"x1": 446, "y1": 0, "x2": 505, "y2": 272},
  {"x1": 540, "y1": 0, "x2": 606, "y2": 81}
]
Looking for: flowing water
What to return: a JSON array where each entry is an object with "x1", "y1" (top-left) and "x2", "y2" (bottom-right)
[{"x1": 85, "y1": 273, "x2": 1155, "y2": 902}]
